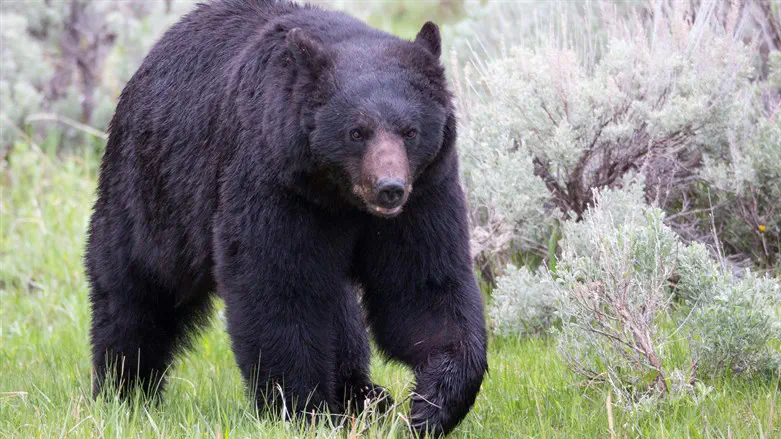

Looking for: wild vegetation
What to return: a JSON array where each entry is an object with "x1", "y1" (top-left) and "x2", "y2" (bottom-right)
[{"x1": 1, "y1": 0, "x2": 780, "y2": 437}]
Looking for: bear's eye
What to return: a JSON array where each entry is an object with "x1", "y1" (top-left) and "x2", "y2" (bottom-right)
[
  {"x1": 404, "y1": 129, "x2": 418, "y2": 140},
  {"x1": 349, "y1": 129, "x2": 363, "y2": 141}
]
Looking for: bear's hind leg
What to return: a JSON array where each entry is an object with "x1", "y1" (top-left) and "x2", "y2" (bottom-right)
[{"x1": 89, "y1": 262, "x2": 213, "y2": 399}]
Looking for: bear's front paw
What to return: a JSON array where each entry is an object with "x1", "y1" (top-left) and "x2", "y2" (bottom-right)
[
  {"x1": 343, "y1": 383, "x2": 394, "y2": 415},
  {"x1": 409, "y1": 392, "x2": 447, "y2": 437},
  {"x1": 408, "y1": 349, "x2": 487, "y2": 437}
]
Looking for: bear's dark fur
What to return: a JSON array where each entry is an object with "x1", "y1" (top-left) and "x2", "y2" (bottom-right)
[{"x1": 86, "y1": 0, "x2": 487, "y2": 435}]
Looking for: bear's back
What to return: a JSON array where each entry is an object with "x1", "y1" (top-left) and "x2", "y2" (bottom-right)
[
  {"x1": 94, "y1": 0, "x2": 301, "y2": 295},
  {"x1": 92, "y1": 0, "x2": 394, "y2": 296},
  {"x1": 104, "y1": 0, "x2": 388, "y2": 176}
]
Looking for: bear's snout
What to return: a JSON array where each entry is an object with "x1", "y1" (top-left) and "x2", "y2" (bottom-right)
[
  {"x1": 375, "y1": 178, "x2": 406, "y2": 209},
  {"x1": 358, "y1": 131, "x2": 411, "y2": 217},
  {"x1": 370, "y1": 178, "x2": 410, "y2": 216}
]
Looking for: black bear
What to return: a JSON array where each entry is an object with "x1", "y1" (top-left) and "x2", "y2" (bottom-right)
[{"x1": 86, "y1": 0, "x2": 487, "y2": 435}]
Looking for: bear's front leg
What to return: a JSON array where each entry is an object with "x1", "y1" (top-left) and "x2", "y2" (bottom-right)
[
  {"x1": 332, "y1": 287, "x2": 394, "y2": 415},
  {"x1": 355, "y1": 175, "x2": 488, "y2": 437},
  {"x1": 214, "y1": 190, "x2": 359, "y2": 418}
]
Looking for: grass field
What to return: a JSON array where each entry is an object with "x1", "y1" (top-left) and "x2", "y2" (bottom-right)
[{"x1": 1, "y1": 145, "x2": 779, "y2": 438}]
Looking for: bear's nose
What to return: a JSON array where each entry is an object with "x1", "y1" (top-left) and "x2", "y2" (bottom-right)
[{"x1": 375, "y1": 179, "x2": 406, "y2": 209}]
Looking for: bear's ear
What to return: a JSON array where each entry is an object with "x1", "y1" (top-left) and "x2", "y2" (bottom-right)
[
  {"x1": 414, "y1": 21, "x2": 441, "y2": 58},
  {"x1": 286, "y1": 28, "x2": 330, "y2": 76}
]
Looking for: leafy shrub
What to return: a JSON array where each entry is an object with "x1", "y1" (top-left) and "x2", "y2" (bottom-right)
[
  {"x1": 454, "y1": 0, "x2": 780, "y2": 273},
  {"x1": 489, "y1": 265, "x2": 557, "y2": 336},
  {"x1": 460, "y1": 107, "x2": 558, "y2": 271},
  {"x1": 0, "y1": 1, "x2": 193, "y2": 154},
  {"x1": 689, "y1": 271, "x2": 781, "y2": 378},
  {"x1": 488, "y1": 183, "x2": 781, "y2": 399},
  {"x1": 0, "y1": 10, "x2": 52, "y2": 149},
  {"x1": 671, "y1": 242, "x2": 723, "y2": 304},
  {"x1": 552, "y1": 186, "x2": 679, "y2": 401},
  {"x1": 701, "y1": 111, "x2": 781, "y2": 268}
]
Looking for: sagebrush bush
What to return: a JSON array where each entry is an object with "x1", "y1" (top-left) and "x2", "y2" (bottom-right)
[
  {"x1": 489, "y1": 265, "x2": 557, "y2": 336},
  {"x1": 460, "y1": 107, "x2": 559, "y2": 268},
  {"x1": 672, "y1": 242, "x2": 723, "y2": 304},
  {"x1": 0, "y1": 0, "x2": 192, "y2": 153},
  {"x1": 0, "y1": 10, "x2": 52, "y2": 148},
  {"x1": 454, "y1": 0, "x2": 780, "y2": 273},
  {"x1": 701, "y1": 111, "x2": 781, "y2": 268},
  {"x1": 486, "y1": 183, "x2": 781, "y2": 399},
  {"x1": 689, "y1": 271, "x2": 781, "y2": 378},
  {"x1": 552, "y1": 186, "x2": 679, "y2": 401}
]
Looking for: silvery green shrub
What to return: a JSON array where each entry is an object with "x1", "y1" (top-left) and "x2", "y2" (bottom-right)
[
  {"x1": 552, "y1": 186, "x2": 680, "y2": 401},
  {"x1": 0, "y1": 1, "x2": 194, "y2": 152},
  {"x1": 454, "y1": 0, "x2": 780, "y2": 271},
  {"x1": 0, "y1": 11, "x2": 51, "y2": 147},
  {"x1": 700, "y1": 110, "x2": 781, "y2": 267},
  {"x1": 689, "y1": 271, "x2": 781, "y2": 378},
  {"x1": 489, "y1": 184, "x2": 781, "y2": 399},
  {"x1": 489, "y1": 265, "x2": 557, "y2": 336},
  {"x1": 672, "y1": 242, "x2": 723, "y2": 305}
]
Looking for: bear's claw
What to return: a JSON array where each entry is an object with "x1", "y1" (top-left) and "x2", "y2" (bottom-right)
[{"x1": 342, "y1": 382, "x2": 394, "y2": 415}]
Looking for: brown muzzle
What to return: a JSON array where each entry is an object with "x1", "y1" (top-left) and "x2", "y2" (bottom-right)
[{"x1": 354, "y1": 131, "x2": 411, "y2": 217}]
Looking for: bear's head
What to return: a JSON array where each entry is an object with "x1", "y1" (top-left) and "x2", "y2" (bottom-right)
[{"x1": 287, "y1": 22, "x2": 451, "y2": 218}]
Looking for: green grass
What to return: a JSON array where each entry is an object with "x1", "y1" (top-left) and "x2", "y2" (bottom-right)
[{"x1": 1, "y1": 143, "x2": 778, "y2": 438}]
